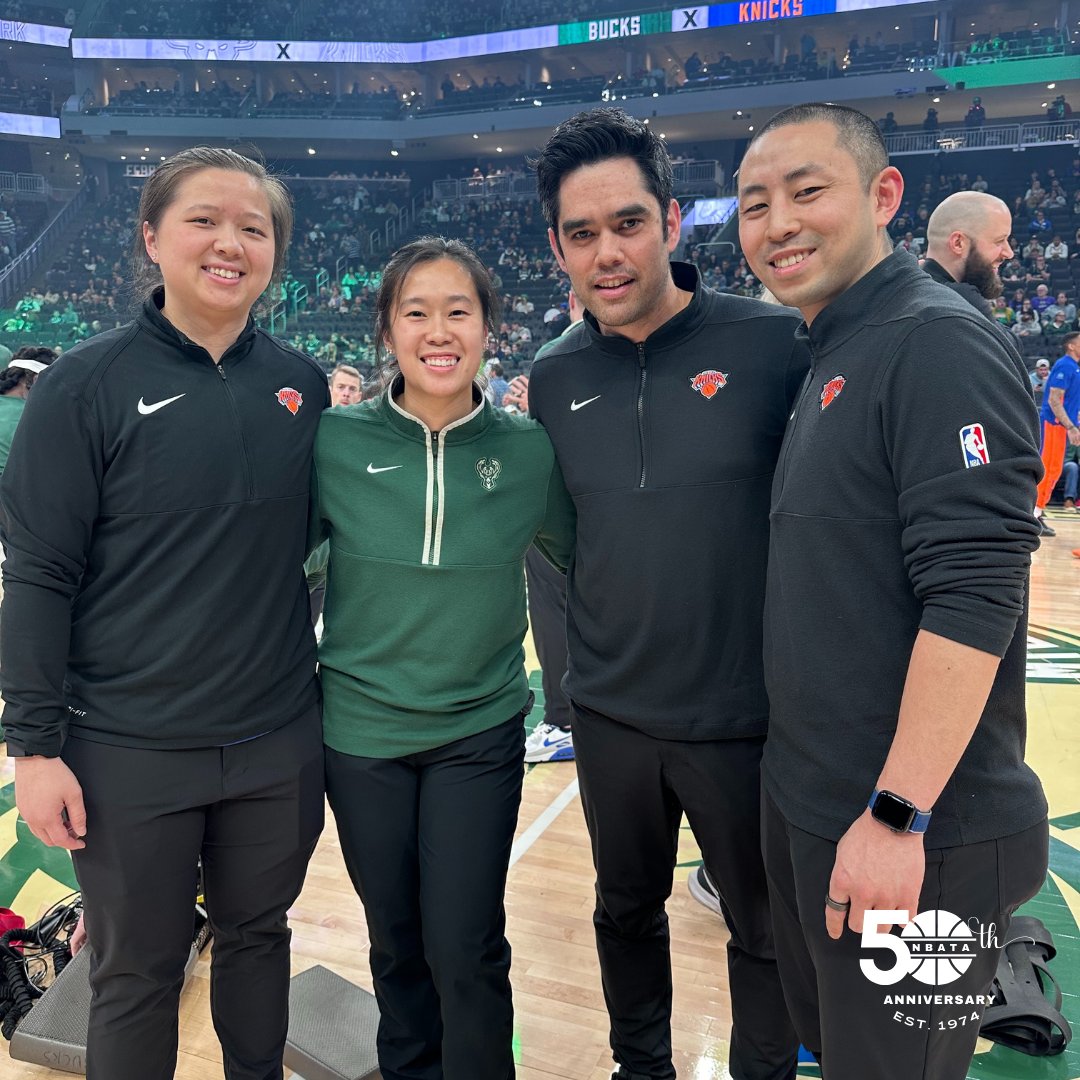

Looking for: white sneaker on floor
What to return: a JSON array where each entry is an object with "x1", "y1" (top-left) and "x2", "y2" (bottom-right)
[
  {"x1": 687, "y1": 865, "x2": 723, "y2": 916},
  {"x1": 523, "y1": 721, "x2": 574, "y2": 763}
]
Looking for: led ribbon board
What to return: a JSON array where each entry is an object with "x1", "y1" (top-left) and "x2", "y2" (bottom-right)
[
  {"x1": 69, "y1": 0, "x2": 940, "y2": 63},
  {"x1": 0, "y1": 20, "x2": 71, "y2": 47}
]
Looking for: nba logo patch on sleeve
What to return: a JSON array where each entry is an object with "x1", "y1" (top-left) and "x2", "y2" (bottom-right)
[{"x1": 959, "y1": 423, "x2": 989, "y2": 468}]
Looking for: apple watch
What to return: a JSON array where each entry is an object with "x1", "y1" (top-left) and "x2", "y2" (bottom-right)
[{"x1": 868, "y1": 789, "x2": 932, "y2": 834}]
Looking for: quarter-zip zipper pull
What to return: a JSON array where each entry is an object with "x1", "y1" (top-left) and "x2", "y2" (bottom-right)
[
  {"x1": 431, "y1": 431, "x2": 439, "y2": 459},
  {"x1": 216, "y1": 362, "x2": 227, "y2": 380},
  {"x1": 636, "y1": 342, "x2": 647, "y2": 489}
]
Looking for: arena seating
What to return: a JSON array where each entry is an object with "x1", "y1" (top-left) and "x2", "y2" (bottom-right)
[{"x1": 3, "y1": 147, "x2": 1077, "y2": 377}]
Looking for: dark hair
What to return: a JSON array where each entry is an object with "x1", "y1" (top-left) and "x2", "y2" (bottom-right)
[
  {"x1": 130, "y1": 146, "x2": 293, "y2": 305},
  {"x1": 1064, "y1": 332, "x2": 1080, "y2": 350},
  {"x1": 748, "y1": 102, "x2": 889, "y2": 190},
  {"x1": 1, "y1": 345, "x2": 55, "y2": 395},
  {"x1": 372, "y1": 236, "x2": 501, "y2": 390},
  {"x1": 533, "y1": 107, "x2": 674, "y2": 246}
]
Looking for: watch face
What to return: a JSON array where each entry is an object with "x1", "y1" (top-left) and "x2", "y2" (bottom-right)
[{"x1": 873, "y1": 792, "x2": 917, "y2": 833}]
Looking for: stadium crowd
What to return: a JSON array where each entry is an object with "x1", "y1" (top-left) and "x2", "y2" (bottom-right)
[{"x1": 4, "y1": 151, "x2": 1079, "y2": 379}]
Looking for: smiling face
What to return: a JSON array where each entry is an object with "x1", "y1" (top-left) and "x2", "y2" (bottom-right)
[
  {"x1": 548, "y1": 156, "x2": 682, "y2": 342},
  {"x1": 143, "y1": 167, "x2": 274, "y2": 332},
  {"x1": 387, "y1": 257, "x2": 486, "y2": 427},
  {"x1": 737, "y1": 120, "x2": 903, "y2": 325}
]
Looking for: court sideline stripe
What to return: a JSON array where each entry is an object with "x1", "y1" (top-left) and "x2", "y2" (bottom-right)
[{"x1": 509, "y1": 777, "x2": 580, "y2": 867}]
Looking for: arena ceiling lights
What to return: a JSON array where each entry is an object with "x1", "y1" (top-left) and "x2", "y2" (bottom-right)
[{"x1": 69, "y1": 0, "x2": 937, "y2": 65}]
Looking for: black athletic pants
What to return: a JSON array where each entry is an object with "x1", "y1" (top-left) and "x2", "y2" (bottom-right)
[
  {"x1": 761, "y1": 789, "x2": 1049, "y2": 1080},
  {"x1": 325, "y1": 711, "x2": 527, "y2": 1080},
  {"x1": 572, "y1": 703, "x2": 798, "y2": 1080},
  {"x1": 62, "y1": 704, "x2": 325, "y2": 1080},
  {"x1": 524, "y1": 546, "x2": 570, "y2": 730}
]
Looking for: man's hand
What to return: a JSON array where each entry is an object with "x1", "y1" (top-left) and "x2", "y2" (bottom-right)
[
  {"x1": 70, "y1": 913, "x2": 87, "y2": 956},
  {"x1": 825, "y1": 809, "x2": 924, "y2": 940},
  {"x1": 503, "y1": 374, "x2": 530, "y2": 413},
  {"x1": 14, "y1": 757, "x2": 87, "y2": 850},
  {"x1": 1068, "y1": 426, "x2": 1080, "y2": 448}
]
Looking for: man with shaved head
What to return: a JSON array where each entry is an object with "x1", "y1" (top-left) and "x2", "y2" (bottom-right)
[
  {"x1": 738, "y1": 102, "x2": 1047, "y2": 1080},
  {"x1": 922, "y1": 191, "x2": 1013, "y2": 316}
]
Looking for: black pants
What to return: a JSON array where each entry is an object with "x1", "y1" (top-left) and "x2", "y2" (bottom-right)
[
  {"x1": 761, "y1": 789, "x2": 1049, "y2": 1080},
  {"x1": 524, "y1": 546, "x2": 569, "y2": 729},
  {"x1": 325, "y1": 712, "x2": 526, "y2": 1080},
  {"x1": 62, "y1": 705, "x2": 325, "y2": 1080},
  {"x1": 572, "y1": 703, "x2": 798, "y2": 1080}
]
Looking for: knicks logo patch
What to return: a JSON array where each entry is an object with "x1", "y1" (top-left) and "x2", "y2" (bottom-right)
[
  {"x1": 959, "y1": 423, "x2": 989, "y2": 468},
  {"x1": 820, "y1": 374, "x2": 846, "y2": 411},
  {"x1": 691, "y1": 370, "x2": 729, "y2": 399},
  {"x1": 276, "y1": 387, "x2": 303, "y2": 415}
]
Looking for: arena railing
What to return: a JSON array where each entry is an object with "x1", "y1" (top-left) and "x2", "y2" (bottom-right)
[
  {"x1": 432, "y1": 162, "x2": 722, "y2": 202},
  {"x1": 0, "y1": 183, "x2": 87, "y2": 307},
  {"x1": 0, "y1": 173, "x2": 50, "y2": 197},
  {"x1": 884, "y1": 119, "x2": 1079, "y2": 157}
]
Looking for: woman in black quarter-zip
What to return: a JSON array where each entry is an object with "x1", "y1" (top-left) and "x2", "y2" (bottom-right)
[{"x1": 0, "y1": 148, "x2": 329, "y2": 1080}]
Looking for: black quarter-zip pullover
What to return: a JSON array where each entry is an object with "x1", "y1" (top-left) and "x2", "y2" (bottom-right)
[
  {"x1": 529, "y1": 262, "x2": 808, "y2": 739},
  {"x1": 763, "y1": 252, "x2": 1047, "y2": 848},
  {"x1": 0, "y1": 291, "x2": 330, "y2": 756}
]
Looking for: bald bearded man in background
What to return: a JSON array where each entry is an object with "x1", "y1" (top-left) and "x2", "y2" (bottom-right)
[{"x1": 921, "y1": 191, "x2": 1014, "y2": 317}]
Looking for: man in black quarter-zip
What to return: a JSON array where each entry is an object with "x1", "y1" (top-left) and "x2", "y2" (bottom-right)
[
  {"x1": 738, "y1": 102, "x2": 1048, "y2": 1080},
  {"x1": 530, "y1": 107, "x2": 806, "y2": 1080}
]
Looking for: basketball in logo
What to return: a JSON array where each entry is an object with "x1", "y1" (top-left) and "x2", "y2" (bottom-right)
[{"x1": 900, "y1": 910, "x2": 976, "y2": 986}]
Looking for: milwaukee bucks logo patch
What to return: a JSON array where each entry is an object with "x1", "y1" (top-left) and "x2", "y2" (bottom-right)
[{"x1": 475, "y1": 457, "x2": 502, "y2": 491}]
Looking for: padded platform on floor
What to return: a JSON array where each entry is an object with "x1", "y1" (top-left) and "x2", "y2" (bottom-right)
[{"x1": 284, "y1": 964, "x2": 382, "y2": 1080}]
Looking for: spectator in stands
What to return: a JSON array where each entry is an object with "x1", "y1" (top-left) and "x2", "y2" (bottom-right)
[
  {"x1": 0, "y1": 346, "x2": 54, "y2": 478},
  {"x1": 1045, "y1": 292, "x2": 1077, "y2": 326},
  {"x1": 486, "y1": 359, "x2": 509, "y2": 406},
  {"x1": 991, "y1": 295, "x2": 1015, "y2": 327},
  {"x1": 1013, "y1": 308, "x2": 1042, "y2": 337},
  {"x1": 970, "y1": 174, "x2": 989, "y2": 193},
  {"x1": 1000, "y1": 257, "x2": 1025, "y2": 290},
  {"x1": 1025, "y1": 178, "x2": 1046, "y2": 211},
  {"x1": 0, "y1": 146, "x2": 329, "y2": 1080},
  {"x1": 921, "y1": 191, "x2": 1013, "y2": 315},
  {"x1": 1029, "y1": 209, "x2": 1052, "y2": 236},
  {"x1": 1025, "y1": 256, "x2": 1051, "y2": 289},
  {"x1": 1048, "y1": 94, "x2": 1072, "y2": 122},
  {"x1": 964, "y1": 96, "x2": 986, "y2": 128},
  {"x1": 0, "y1": 208, "x2": 17, "y2": 262},
  {"x1": 1046, "y1": 310, "x2": 1072, "y2": 338},
  {"x1": 1031, "y1": 358, "x2": 1051, "y2": 396},
  {"x1": 922, "y1": 107, "x2": 939, "y2": 132},
  {"x1": 879, "y1": 111, "x2": 898, "y2": 134},
  {"x1": 1042, "y1": 180, "x2": 1067, "y2": 210},
  {"x1": 1031, "y1": 283, "x2": 1055, "y2": 317},
  {"x1": 1045, "y1": 234, "x2": 1068, "y2": 260},
  {"x1": 329, "y1": 364, "x2": 362, "y2": 406}
]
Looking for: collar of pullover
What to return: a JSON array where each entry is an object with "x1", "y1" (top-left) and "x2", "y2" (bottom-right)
[
  {"x1": 800, "y1": 250, "x2": 924, "y2": 358},
  {"x1": 580, "y1": 261, "x2": 704, "y2": 358},
  {"x1": 137, "y1": 286, "x2": 258, "y2": 363},
  {"x1": 382, "y1": 375, "x2": 491, "y2": 444}
]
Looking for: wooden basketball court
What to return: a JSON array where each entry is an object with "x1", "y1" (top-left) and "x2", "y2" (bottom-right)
[{"x1": 2, "y1": 511, "x2": 1078, "y2": 1080}]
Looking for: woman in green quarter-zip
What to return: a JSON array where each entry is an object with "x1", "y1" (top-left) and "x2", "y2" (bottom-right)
[{"x1": 311, "y1": 236, "x2": 575, "y2": 1080}]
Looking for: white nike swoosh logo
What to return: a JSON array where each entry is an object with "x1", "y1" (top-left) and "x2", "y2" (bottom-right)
[
  {"x1": 138, "y1": 394, "x2": 186, "y2": 415},
  {"x1": 570, "y1": 395, "x2": 601, "y2": 411},
  {"x1": 367, "y1": 464, "x2": 404, "y2": 474}
]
